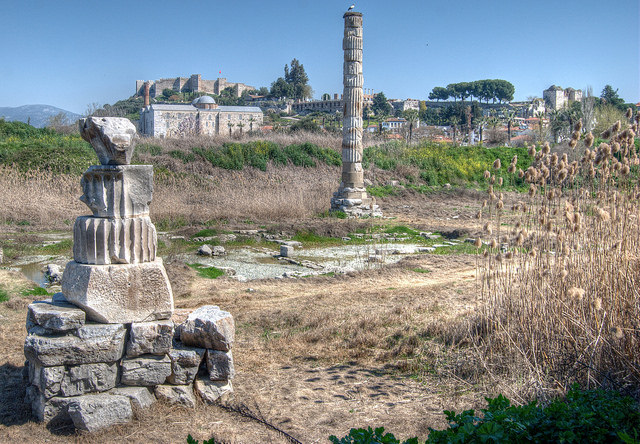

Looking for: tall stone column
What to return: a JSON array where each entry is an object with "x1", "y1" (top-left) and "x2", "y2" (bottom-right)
[{"x1": 331, "y1": 11, "x2": 381, "y2": 217}]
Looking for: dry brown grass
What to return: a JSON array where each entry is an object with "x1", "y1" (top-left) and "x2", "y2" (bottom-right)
[
  {"x1": 0, "y1": 162, "x2": 339, "y2": 231},
  {"x1": 152, "y1": 164, "x2": 339, "y2": 226},
  {"x1": 0, "y1": 166, "x2": 83, "y2": 230},
  {"x1": 477, "y1": 114, "x2": 640, "y2": 399},
  {"x1": 0, "y1": 254, "x2": 485, "y2": 443}
]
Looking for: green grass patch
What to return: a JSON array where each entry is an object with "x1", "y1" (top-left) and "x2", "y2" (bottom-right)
[
  {"x1": 21, "y1": 287, "x2": 50, "y2": 297},
  {"x1": 385, "y1": 225, "x2": 420, "y2": 236},
  {"x1": 292, "y1": 231, "x2": 340, "y2": 246},
  {"x1": 187, "y1": 263, "x2": 225, "y2": 279},
  {"x1": 0, "y1": 289, "x2": 8, "y2": 302},
  {"x1": 412, "y1": 268, "x2": 432, "y2": 274},
  {"x1": 39, "y1": 239, "x2": 73, "y2": 255},
  {"x1": 367, "y1": 185, "x2": 399, "y2": 198},
  {"x1": 363, "y1": 140, "x2": 531, "y2": 189},
  {"x1": 432, "y1": 242, "x2": 477, "y2": 255},
  {"x1": 192, "y1": 228, "x2": 219, "y2": 238}
]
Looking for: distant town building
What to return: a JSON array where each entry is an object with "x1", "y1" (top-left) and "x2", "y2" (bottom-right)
[
  {"x1": 381, "y1": 117, "x2": 419, "y2": 132},
  {"x1": 139, "y1": 96, "x2": 263, "y2": 138},
  {"x1": 292, "y1": 94, "x2": 343, "y2": 114},
  {"x1": 543, "y1": 85, "x2": 583, "y2": 110},
  {"x1": 292, "y1": 89, "x2": 376, "y2": 115},
  {"x1": 390, "y1": 98, "x2": 419, "y2": 113},
  {"x1": 136, "y1": 74, "x2": 255, "y2": 99}
]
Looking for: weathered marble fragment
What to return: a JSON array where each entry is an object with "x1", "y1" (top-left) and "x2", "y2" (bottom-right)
[
  {"x1": 178, "y1": 305, "x2": 234, "y2": 351},
  {"x1": 110, "y1": 386, "x2": 156, "y2": 410},
  {"x1": 121, "y1": 354, "x2": 171, "y2": 386},
  {"x1": 24, "y1": 323, "x2": 126, "y2": 366},
  {"x1": 73, "y1": 215, "x2": 157, "y2": 265},
  {"x1": 67, "y1": 394, "x2": 133, "y2": 432},
  {"x1": 28, "y1": 360, "x2": 118, "y2": 398},
  {"x1": 205, "y1": 350, "x2": 235, "y2": 381},
  {"x1": 126, "y1": 320, "x2": 174, "y2": 357},
  {"x1": 154, "y1": 384, "x2": 196, "y2": 408},
  {"x1": 79, "y1": 165, "x2": 153, "y2": 218},
  {"x1": 194, "y1": 377, "x2": 233, "y2": 404},
  {"x1": 62, "y1": 259, "x2": 174, "y2": 324},
  {"x1": 79, "y1": 117, "x2": 137, "y2": 165},
  {"x1": 26, "y1": 299, "x2": 85, "y2": 333},
  {"x1": 167, "y1": 343, "x2": 205, "y2": 385}
]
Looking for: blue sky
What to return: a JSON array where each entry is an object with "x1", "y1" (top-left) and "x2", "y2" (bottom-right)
[{"x1": 1, "y1": 0, "x2": 638, "y2": 114}]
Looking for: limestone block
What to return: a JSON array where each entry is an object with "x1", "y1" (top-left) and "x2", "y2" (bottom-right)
[
  {"x1": 344, "y1": 48, "x2": 362, "y2": 62},
  {"x1": 28, "y1": 361, "x2": 118, "y2": 398},
  {"x1": 80, "y1": 165, "x2": 153, "y2": 218},
  {"x1": 79, "y1": 117, "x2": 137, "y2": 165},
  {"x1": 343, "y1": 61, "x2": 362, "y2": 75},
  {"x1": 280, "y1": 245, "x2": 293, "y2": 257},
  {"x1": 73, "y1": 216, "x2": 157, "y2": 265},
  {"x1": 61, "y1": 258, "x2": 174, "y2": 324},
  {"x1": 67, "y1": 394, "x2": 133, "y2": 432},
  {"x1": 121, "y1": 354, "x2": 171, "y2": 386},
  {"x1": 26, "y1": 386, "x2": 73, "y2": 424},
  {"x1": 344, "y1": 13, "x2": 363, "y2": 28},
  {"x1": 198, "y1": 244, "x2": 213, "y2": 256},
  {"x1": 26, "y1": 299, "x2": 85, "y2": 333},
  {"x1": 194, "y1": 377, "x2": 233, "y2": 405},
  {"x1": 126, "y1": 320, "x2": 174, "y2": 357},
  {"x1": 343, "y1": 35, "x2": 363, "y2": 51},
  {"x1": 206, "y1": 350, "x2": 235, "y2": 381},
  {"x1": 154, "y1": 384, "x2": 196, "y2": 408},
  {"x1": 178, "y1": 305, "x2": 235, "y2": 351},
  {"x1": 110, "y1": 386, "x2": 156, "y2": 410},
  {"x1": 167, "y1": 343, "x2": 205, "y2": 385},
  {"x1": 24, "y1": 323, "x2": 126, "y2": 366}
]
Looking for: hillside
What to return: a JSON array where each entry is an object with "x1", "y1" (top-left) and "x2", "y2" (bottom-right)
[{"x1": 0, "y1": 104, "x2": 81, "y2": 128}]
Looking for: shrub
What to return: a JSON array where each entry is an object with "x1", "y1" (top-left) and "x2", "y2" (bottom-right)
[{"x1": 329, "y1": 387, "x2": 640, "y2": 443}]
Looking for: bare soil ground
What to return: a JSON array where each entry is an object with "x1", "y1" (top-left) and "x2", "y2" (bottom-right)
[{"x1": 0, "y1": 191, "x2": 501, "y2": 444}]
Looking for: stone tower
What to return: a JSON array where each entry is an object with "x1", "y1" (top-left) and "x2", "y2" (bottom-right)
[{"x1": 331, "y1": 11, "x2": 381, "y2": 217}]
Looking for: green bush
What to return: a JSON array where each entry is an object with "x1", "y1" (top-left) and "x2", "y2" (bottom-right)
[
  {"x1": 330, "y1": 387, "x2": 640, "y2": 443},
  {"x1": 193, "y1": 141, "x2": 339, "y2": 171},
  {"x1": 0, "y1": 119, "x2": 96, "y2": 174}
]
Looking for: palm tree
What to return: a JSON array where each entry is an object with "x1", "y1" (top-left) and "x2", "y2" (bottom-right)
[
  {"x1": 450, "y1": 115, "x2": 460, "y2": 145},
  {"x1": 227, "y1": 121, "x2": 235, "y2": 137},
  {"x1": 403, "y1": 110, "x2": 419, "y2": 144},
  {"x1": 535, "y1": 111, "x2": 546, "y2": 143},
  {"x1": 237, "y1": 122, "x2": 245, "y2": 138},
  {"x1": 505, "y1": 110, "x2": 516, "y2": 145},
  {"x1": 248, "y1": 116, "x2": 255, "y2": 133}
]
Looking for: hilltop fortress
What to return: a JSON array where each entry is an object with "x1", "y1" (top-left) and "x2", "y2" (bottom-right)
[{"x1": 136, "y1": 74, "x2": 255, "y2": 98}]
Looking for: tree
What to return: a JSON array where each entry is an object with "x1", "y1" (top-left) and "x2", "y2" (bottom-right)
[
  {"x1": 321, "y1": 93, "x2": 331, "y2": 101},
  {"x1": 284, "y1": 58, "x2": 312, "y2": 100},
  {"x1": 428, "y1": 86, "x2": 449, "y2": 102},
  {"x1": 403, "y1": 109, "x2": 419, "y2": 144},
  {"x1": 270, "y1": 77, "x2": 294, "y2": 99},
  {"x1": 600, "y1": 85, "x2": 625, "y2": 108},
  {"x1": 505, "y1": 110, "x2": 516, "y2": 145},
  {"x1": 372, "y1": 92, "x2": 392, "y2": 117}
]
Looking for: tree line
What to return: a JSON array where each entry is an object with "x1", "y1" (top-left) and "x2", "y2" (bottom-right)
[{"x1": 429, "y1": 80, "x2": 515, "y2": 104}]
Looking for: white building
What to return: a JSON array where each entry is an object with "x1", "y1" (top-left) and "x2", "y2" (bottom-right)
[{"x1": 139, "y1": 96, "x2": 263, "y2": 138}]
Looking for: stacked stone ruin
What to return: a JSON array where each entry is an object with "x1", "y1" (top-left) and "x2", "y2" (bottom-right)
[
  {"x1": 331, "y1": 11, "x2": 382, "y2": 217},
  {"x1": 23, "y1": 117, "x2": 235, "y2": 432}
]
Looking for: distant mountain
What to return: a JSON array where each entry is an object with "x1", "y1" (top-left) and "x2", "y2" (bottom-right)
[{"x1": 0, "y1": 105, "x2": 82, "y2": 128}]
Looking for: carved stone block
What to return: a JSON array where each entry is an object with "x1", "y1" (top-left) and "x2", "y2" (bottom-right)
[
  {"x1": 61, "y1": 259, "x2": 174, "y2": 324},
  {"x1": 73, "y1": 216, "x2": 157, "y2": 265},
  {"x1": 80, "y1": 165, "x2": 153, "y2": 218}
]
